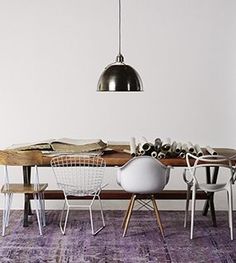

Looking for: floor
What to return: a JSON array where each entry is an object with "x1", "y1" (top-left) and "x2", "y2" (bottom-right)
[{"x1": 0, "y1": 210, "x2": 235, "y2": 263}]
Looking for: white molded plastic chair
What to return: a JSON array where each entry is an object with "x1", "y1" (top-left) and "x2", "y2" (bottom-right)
[
  {"x1": 183, "y1": 153, "x2": 235, "y2": 240},
  {"x1": 1, "y1": 165, "x2": 47, "y2": 236},
  {"x1": 51, "y1": 155, "x2": 106, "y2": 235},
  {"x1": 117, "y1": 156, "x2": 170, "y2": 237}
]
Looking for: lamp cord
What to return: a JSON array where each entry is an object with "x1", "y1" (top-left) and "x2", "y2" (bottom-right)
[{"x1": 118, "y1": 0, "x2": 121, "y2": 55}]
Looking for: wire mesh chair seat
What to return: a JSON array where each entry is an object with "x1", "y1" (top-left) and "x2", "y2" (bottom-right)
[
  {"x1": 51, "y1": 155, "x2": 106, "y2": 235},
  {"x1": 183, "y1": 153, "x2": 235, "y2": 240},
  {"x1": 60, "y1": 187, "x2": 99, "y2": 197},
  {"x1": 1, "y1": 165, "x2": 47, "y2": 236}
]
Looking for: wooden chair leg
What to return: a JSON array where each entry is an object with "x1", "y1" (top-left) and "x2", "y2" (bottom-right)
[
  {"x1": 151, "y1": 195, "x2": 164, "y2": 238},
  {"x1": 122, "y1": 196, "x2": 133, "y2": 228},
  {"x1": 123, "y1": 194, "x2": 136, "y2": 237}
]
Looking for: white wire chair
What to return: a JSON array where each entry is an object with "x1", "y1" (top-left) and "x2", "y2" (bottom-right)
[
  {"x1": 1, "y1": 165, "x2": 47, "y2": 236},
  {"x1": 183, "y1": 153, "x2": 235, "y2": 240},
  {"x1": 51, "y1": 155, "x2": 106, "y2": 235}
]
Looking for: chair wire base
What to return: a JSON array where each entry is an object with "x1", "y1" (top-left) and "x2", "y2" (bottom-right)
[
  {"x1": 51, "y1": 155, "x2": 106, "y2": 236},
  {"x1": 59, "y1": 191, "x2": 105, "y2": 236}
]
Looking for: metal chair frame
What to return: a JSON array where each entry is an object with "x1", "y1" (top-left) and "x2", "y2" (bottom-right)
[
  {"x1": 135, "y1": 199, "x2": 153, "y2": 211},
  {"x1": 183, "y1": 153, "x2": 235, "y2": 240},
  {"x1": 1, "y1": 165, "x2": 46, "y2": 236},
  {"x1": 51, "y1": 155, "x2": 106, "y2": 235}
]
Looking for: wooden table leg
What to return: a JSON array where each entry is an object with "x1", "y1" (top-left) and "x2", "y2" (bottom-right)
[
  {"x1": 202, "y1": 166, "x2": 219, "y2": 227},
  {"x1": 202, "y1": 167, "x2": 211, "y2": 216},
  {"x1": 23, "y1": 166, "x2": 32, "y2": 227}
]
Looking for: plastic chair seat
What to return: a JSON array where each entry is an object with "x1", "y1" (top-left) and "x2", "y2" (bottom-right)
[{"x1": 117, "y1": 156, "x2": 170, "y2": 237}]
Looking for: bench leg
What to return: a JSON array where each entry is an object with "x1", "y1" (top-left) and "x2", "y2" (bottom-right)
[{"x1": 23, "y1": 166, "x2": 32, "y2": 227}]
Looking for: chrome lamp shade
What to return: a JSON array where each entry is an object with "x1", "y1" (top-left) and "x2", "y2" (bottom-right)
[
  {"x1": 97, "y1": 0, "x2": 143, "y2": 92},
  {"x1": 97, "y1": 62, "x2": 143, "y2": 92}
]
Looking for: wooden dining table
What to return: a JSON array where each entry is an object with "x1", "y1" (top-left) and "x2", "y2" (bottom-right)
[{"x1": 0, "y1": 147, "x2": 236, "y2": 227}]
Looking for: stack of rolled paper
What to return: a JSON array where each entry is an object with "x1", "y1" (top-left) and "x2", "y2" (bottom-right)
[{"x1": 128, "y1": 137, "x2": 215, "y2": 159}]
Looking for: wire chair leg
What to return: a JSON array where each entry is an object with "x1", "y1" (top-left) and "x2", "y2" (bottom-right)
[
  {"x1": 89, "y1": 197, "x2": 105, "y2": 236},
  {"x1": 190, "y1": 186, "x2": 196, "y2": 240},
  {"x1": 123, "y1": 194, "x2": 136, "y2": 237},
  {"x1": 59, "y1": 201, "x2": 70, "y2": 235},
  {"x1": 98, "y1": 195, "x2": 105, "y2": 227},
  {"x1": 33, "y1": 193, "x2": 43, "y2": 236},
  {"x1": 184, "y1": 184, "x2": 191, "y2": 228},
  {"x1": 59, "y1": 200, "x2": 66, "y2": 229},
  {"x1": 89, "y1": 207, "x2": 95, "y2": 235}
]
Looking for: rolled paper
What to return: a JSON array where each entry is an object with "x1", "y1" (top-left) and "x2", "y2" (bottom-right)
[
  {"x1": 147, "y1": 145, "x2": 155, "y2": 155},
  {"x1": 161, "y1": 138, "x2": 171, "y2": 151},
  {"x1": 182, "y1": 143, "x2": 188, "y2": 153},
  {"x1": 151, "y1": 151, "x2": 158, "y2": 158},
  {"x1": 136, "y1": 150, "x2": 143, "y2": 156},
  {"x1": 140, "y1": 136, "x2": 152, "y2": 151},
  {"x1": 166, "y1": 149, "x2": 174, "y2": 158},
  {"x1": 206, "y1": 146, "x2": 217, "y2": 155},
  {"x1": 194, "y1": 144, "x2": 203, "y2": 157},
  {"x1": 154, "y1": 138, "x2": 162, "y2": 152},
  {"x1": 179, "y1": 152, "x2": 186, "y2": 159},
  {"x1": 175, "y1": 142, "x2": 182, "y2": 154},
  {"x1": 137, "y1": 143, "x2": 145, "y2": 155},
  {"x1": 147, "y1": 144, "x2": 155, "y2": 154},
  {"x1": 130, "y1": 137, "x2": 136, "y2": 157},
  {"x1": 157, "y1": 151, "x2": 166, "y2": 159},
  {"x1": 171, "y1": 141, "x2": 177, "y2": 153},
  {"x1": 187, "y1": 142, "x2": 195, "y2": 153}
]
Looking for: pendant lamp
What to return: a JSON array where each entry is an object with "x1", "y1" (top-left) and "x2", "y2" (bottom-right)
[{"x1": 97, "y1": 0, "x2": 143, "y2": 92}]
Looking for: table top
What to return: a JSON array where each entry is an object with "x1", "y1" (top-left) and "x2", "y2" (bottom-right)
[{"x1": 0, "y1": 148, "x2": 236, "y2": 167}]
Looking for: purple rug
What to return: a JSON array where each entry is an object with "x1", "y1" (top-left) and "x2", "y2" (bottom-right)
[{"x1": 0, "y1": 210, "x2": 235, "y2": 263}]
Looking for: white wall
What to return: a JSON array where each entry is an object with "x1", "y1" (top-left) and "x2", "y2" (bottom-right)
[{"x1": 0, "y1": 0, "x2": 236, "y2": 210}]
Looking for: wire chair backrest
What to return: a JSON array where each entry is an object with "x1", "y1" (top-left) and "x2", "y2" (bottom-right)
[
  {"x1": 51, "y1": 155, "x2": 106, "y2": 196},
  {"x1": 186, "y1": 153, "x2": 234, "y2": 185}
]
